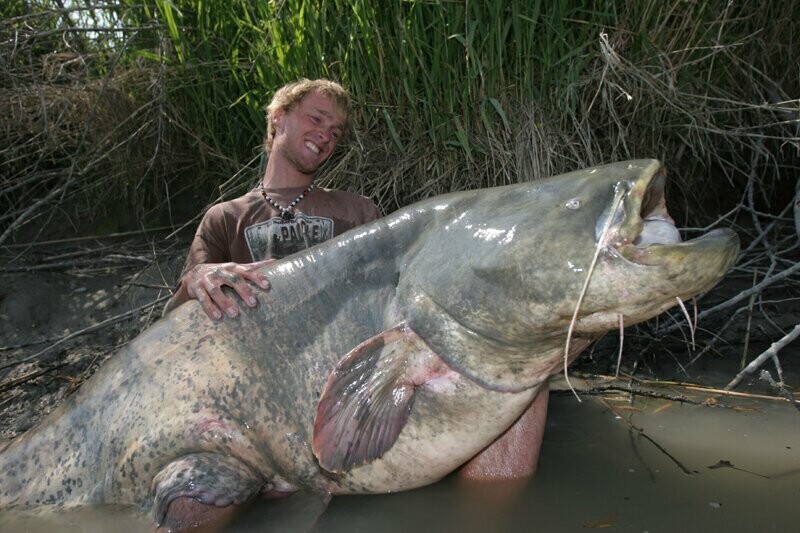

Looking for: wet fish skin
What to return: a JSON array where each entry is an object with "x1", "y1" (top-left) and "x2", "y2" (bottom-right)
[{"x1": 0, "y1": 160, "x2": 739, "y2": 525}]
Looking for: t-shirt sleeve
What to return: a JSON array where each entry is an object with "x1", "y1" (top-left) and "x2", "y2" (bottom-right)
[
  {"x1": 181, "y1": 205, "x2": 232, "y2": 275},
  {"x1": 350, "y1": 196, "x2": 382, "y2": 226}
]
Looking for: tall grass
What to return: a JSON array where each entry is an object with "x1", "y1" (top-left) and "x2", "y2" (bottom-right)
[
  {"x1": 1, "y1": 0, "x2": 797, "y2": 240},
  {"x1": 116, "y1": 0, "x2": 624, "y2": 203},
  {"x1": 113, "y1": 0, "x2": 797, "y2": 217}
]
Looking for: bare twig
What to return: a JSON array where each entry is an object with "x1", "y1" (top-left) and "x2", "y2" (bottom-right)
[
  {"x1": 0, "y1": 337, "x2": 59, "y2": 352},
  {"x1": 553, "y1": 373, "x2": 794, "y2": 403},
  {"x1": 0, "y1": 178, "x2": 74, "y2": 246},
  {"x1": 725, "y1": 324, "x2": 800, "y2": 390},
  {"x1": 758, "y1": 370, "x2": 800, "y2": 412},
  {"x1": 0, "y1": 363, "x2": 66, "y2": 394},
  {"x1": 657, "y1": 260, "x2": 800, "y2": 337},
  {"x1": 795, "y1": 178, "x2": 800, "y2": 239},
  {"x1": 0, "y1": 294, "x2": 170, "y2": 372},
  {"x1": 740, "y1": 269, "x2": 759, "y2": 369},
  {"x1": 0, "y1": 391, "x2": 22, "y2": 409},
  {"x1": 598, "y1": 397, "x2": 695, "y2": 476},
  {"x1": 0, "y1": 225, "x2": 183, "y2": 250}
]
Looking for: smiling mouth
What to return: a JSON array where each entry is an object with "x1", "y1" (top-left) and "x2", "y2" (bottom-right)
[{"x1": 305, "y1": 141, "x2": 321, "y2": 154}]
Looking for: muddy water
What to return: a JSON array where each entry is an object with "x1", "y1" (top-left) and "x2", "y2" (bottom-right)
[
  {"x1": 1, "y1": 393, "x2": 797, "y2": 532},
  {"x1": 312, "y1": 393, "x2": 799, "y2": 532}
]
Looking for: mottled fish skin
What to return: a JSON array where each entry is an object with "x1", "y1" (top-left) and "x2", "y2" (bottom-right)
[{"x1": 0, "y1": 160, "x2": 739, "y2": 520}]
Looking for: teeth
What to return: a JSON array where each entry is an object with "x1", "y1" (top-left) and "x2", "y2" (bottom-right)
[{"x1": 305, "y1": 141, "x2": 320, "y2": 154}]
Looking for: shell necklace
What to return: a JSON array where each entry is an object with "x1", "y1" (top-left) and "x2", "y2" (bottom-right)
[{"x1": 259, "y1": 181, "x2": 315, "y2": 221}]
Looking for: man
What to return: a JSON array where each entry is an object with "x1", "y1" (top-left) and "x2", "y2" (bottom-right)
[
  {"x1": 161, "y1": 79, "x2": 548, "y2": 529},
  {"x1": 164, "y1": 79, "x2": 381, "y2": 319}
]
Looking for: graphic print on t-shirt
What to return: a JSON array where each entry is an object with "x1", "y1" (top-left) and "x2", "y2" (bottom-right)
[{"x1": 244, "y1": 213, "x2": 334, "y2": 260}]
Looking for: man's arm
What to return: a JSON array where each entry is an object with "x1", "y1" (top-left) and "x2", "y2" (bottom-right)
[
  {"x1": 458, "y1": 383, "x2": 550, "y2": 485},
  {"x1": 453, "y1": 386, "x2": 549, "y2": 529}
]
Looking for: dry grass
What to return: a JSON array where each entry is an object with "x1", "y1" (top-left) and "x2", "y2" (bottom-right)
[{"x1": 1, "y1": 1, "x2": 798, "y2": 398}]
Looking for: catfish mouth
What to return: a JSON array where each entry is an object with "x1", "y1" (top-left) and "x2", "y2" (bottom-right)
[
  {"x1": 632, "y1": 170, "x2": 682, "y2": 248},
  {"x1": 604, "y1": 167, "x2": 739, "y2": 267}
]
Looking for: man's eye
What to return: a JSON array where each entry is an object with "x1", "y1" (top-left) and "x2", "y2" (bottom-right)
[
  {"x1": 310, "y1": 115, "x2": 321, "y2": 124},
  {"x1": 331, "y1": 130, "x2": 341, "y2": 140}
]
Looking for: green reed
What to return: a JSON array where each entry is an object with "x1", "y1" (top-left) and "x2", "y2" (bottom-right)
[
  {"x1": 127, "y1": 2, "x2": 606, "y2": 148},
  {"x1": 84, "y1": 0, "x2": 800, "y2": 214}
]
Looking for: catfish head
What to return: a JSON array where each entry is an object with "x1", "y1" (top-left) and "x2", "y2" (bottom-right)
[{"x1": 395, "y1": 159, "x2": 739, "y2": 391}]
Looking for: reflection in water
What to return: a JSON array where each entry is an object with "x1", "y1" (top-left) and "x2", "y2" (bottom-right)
[
  {"x1": 313, "y1": 394, "x2": 799, "y2": 533},
  {"x1": 0, "y1": 504, "x2": 150, "y2": 532},
  {"x1": 1, "y1": 394, "x2": 797, "y2": 532}
]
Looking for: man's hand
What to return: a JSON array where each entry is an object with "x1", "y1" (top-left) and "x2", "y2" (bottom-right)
[{"x1": 184, "y1": 259, "x2": 275, "y2": 320}]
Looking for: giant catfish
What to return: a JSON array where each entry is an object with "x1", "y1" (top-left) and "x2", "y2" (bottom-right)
[{"x1": 0, "y1": 160, "x2": 739, "y2": 527}]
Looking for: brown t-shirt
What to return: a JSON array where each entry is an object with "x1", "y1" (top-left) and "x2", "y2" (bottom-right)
[
  {"x1": 164, "y1": 185, "x2": 381, "y2": 313},
  {"x1": 184, "y1": 185, "x2": 381, "y2": 269}
]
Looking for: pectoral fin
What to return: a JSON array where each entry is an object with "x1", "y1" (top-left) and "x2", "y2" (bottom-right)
[{"x1": 312, "y1": 324, "x2": 438, "y2": 473}]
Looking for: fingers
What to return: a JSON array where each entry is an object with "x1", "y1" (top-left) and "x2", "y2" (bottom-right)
[
  {"x1": 186, "y1": 267, "x2": 235, "y2": 320},
  {"x1": 242, "y1": 259, "x2": 275, "y2": 290},
  {"x1": 186, "y1": 263, "x2": 272, "y2": 321}
]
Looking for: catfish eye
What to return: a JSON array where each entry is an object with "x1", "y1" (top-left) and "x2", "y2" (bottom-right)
[{"x1": 565, "y1": 198, "x2": 581, "y2": 210}]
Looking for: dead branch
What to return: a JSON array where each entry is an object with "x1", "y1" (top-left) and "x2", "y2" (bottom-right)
[
  {"x1": 597, "y1": 396, "x2": 695, "y2": 476},
  {"x1": 725, "y1": 324, "x2": 800, "y2": 390},
  {"x1": 552, "y1": 373, "x2": 796, "y2": 404},
  {"x1": 0, "y1": 391, "x2": 22, "y2": 409},
  {"x1": 0, "y1": 177, "x2": 74, "y2": 246},
  {"x1": 657, "y1": 254, "x2": 799, "y2": 337},
  {"x1": 0, "y1": 225, "x2": 182, "y2": 251},
  {"x1": 1, "y1": 255, "x2": 152, "y2": 273},
  {"x1": 0, "y1": 363, "x2": 66, "y2": 394},
  {"x1": 795, "y1": 178, "x2": 799, "y2": 239},
  {"x1": 739, "y1": 197, "x2": 795, "y2": 257},
  {"x1": 758, "y1": 370, "x2": 800, "y2": 412},
  {"x1": 0, "y1": 294, "x2": 170, "y2": 373}
]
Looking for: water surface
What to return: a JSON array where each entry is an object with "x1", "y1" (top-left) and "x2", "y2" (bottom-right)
[{"x1": 1, "y1": 392, "x2": 797, "y2": 532}]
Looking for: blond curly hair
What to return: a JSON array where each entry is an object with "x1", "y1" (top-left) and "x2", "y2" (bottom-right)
[{"x1": 263, "y1": 79, "x2": 351, "y2": 153}]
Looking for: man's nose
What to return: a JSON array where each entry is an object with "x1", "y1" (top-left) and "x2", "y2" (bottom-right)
[{"x1": 317, "y1": 128, "x2": 331, "y2": 143}]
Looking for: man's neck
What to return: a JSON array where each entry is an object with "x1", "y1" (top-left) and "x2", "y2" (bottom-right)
[{"x1": 262, "y1": 159, "x2": 314, "y2": 189}]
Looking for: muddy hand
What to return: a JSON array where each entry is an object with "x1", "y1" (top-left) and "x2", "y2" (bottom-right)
[{"x1": 186, "y1": 259, "x2": 275, "y2": 320}]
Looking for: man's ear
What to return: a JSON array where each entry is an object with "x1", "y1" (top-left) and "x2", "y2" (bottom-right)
[{"x1": 272, "y1": 109, "x2": 286, "y2": 131}]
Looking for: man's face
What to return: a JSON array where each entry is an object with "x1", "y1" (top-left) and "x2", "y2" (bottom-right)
[{"x1": 272, "y1": 92, "x2": 347, "y2": 176}]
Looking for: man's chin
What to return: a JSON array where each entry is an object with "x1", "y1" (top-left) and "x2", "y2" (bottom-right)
[
  {"x1": 301, "y1": 162, "x2": 325, "y2": 176},
  {"x1": 284, "y1": 150, "x2": 328, "y2": 177},
  {"x1": 299, "y1": 166, "x2": 320, "y2": 177}
]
